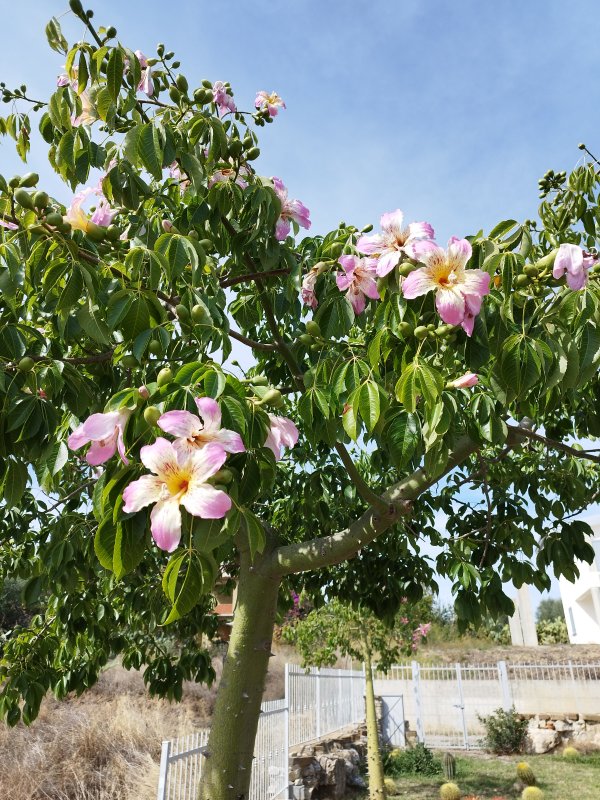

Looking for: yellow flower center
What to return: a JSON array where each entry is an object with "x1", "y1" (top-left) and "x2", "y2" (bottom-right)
[
  {"x1": 430, "y1": 260, "x2": 458, "y2": 289},
  {"x1": 166, "y1": 470, "x2": 191, "y2": 498}
]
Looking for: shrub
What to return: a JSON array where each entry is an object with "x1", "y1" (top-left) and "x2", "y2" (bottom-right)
[
  {"x1": 440, "y1": 783, "x2": 461, "y2": 800},
  {"x1": 384, "y1": 742, "x2": 442, "y2": 777},
  {"x1": 478, "y1": 707, "x2": 528, "y2": 754},
  {"x1": 522, "y1": 788, "x2": 544, "y2": 800},
  {"x1": 536, "y1": 617, "x2": 568, "y2": 644}
]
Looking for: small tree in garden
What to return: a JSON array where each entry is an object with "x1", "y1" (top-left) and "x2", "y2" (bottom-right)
[
  {"x1": 2, "y1": 4, "x2": 600, "y2": 799},
  {"x1": 283, "y1": 598, "x2": 432, "y2": 800}
]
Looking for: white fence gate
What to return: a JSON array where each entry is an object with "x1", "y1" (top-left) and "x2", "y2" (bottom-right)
[
  {"x1": 380, "y1": 695, "x2": 405, "y2": 747},
  {"x1": 157, "y1": 664, "x2": 366, "y2": 800},
  {"x1": 375, "y1": 660, "x2": 600, "y2": 749}
]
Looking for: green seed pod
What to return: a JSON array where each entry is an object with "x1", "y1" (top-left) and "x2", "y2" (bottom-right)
[
  {"x1": 523, "y1": 264, "x2": 539, "y2": 278},
  {"x1": 245, "y1": 147, "x2": 260, "y2": 161},
  {"x1": 175, "y1": 303, "x2": 190, "y2": 321},
  {"x1": 298, "y1": 333, "x2": 313, "y2": 346},
  {"x1": 17, "y1": 356, "x2": 35, "y2": 372},
  {"x1": 398, "y1": 321, "x2": 413, "y2": 337},
  {"x1": 69, "y1": 0, "x2": 85, "y2": 14},
  {"x1": 515, "y1": 274, "x2": 531, "y2": 288},
  {"x1": 33, "y1": 190, "x2": 49, "y2": 209},
  {"x1": 169, "y1": 85, "x2": 181, "y2": 103},
  {"x1": 106, "y1": 26, "x2": 117, "y2": 38},
  {"x1": 191, "y1": 304, "x2": 209, "y2": 323},
  {"x1": 260, "y1": 388, "x2": 284, "y2": 408},
  {"x1": 193, "y1": 88, "x2": 205, "y2": 103},
  {"x1": 201, "y1": 79, "x2": 213, "y2": 89},
  {"x1": 143, "y1": 406, "x2": 162, "y2": 426},
  {"x1": 157, "y1": 367, "x2": 173, "y2": 386},
  {"x1": 105, "y1": 225, "x2": 121, "y2": 241},
  {"x1": 148, "y1": 340, "x2": 163, "y2": 355},
  {"x1": 414, "y1": 325, "x2": 429, "y2": 340},
  {"x1": 45, "y1": 211, "x2": 63, "y2": 227},
  {"x1": 326, "y1": 242, "x2": 344, "y2": 258},
  {"x1": 86, "y1": 222, "x2": 106, "y2": 242},
  {"x1": 18, "y1": 172, "x2": 39, "y2": 188},
  {"x1": 246, "y1": 375, "x2": 268, "y2": 386},
  {"x1": 198, "y1": 239, "x2": 212, "y2": 252},
  {"x1": 426, "y1": 323, "x2": 435, "y2": 331},
  {"x1": 14, "y1": 188, "x2": 35, "y2": 210},
  {"x1": 176, "y1": 74, "x2": 188, "y2": 94},
  {"x1": 398, "y1": 261, "x2": 417, "y2": 277},
  {"x1": 212, "y1": 468, "x2": 233, "y2": 485},
  {"x1": 228, "y1": 139, "x2": 243, "y2": 158},
  {"x1": 8, "y1": 176, "x2": 20, "y2": 188},
  {"x1": 122, "y1": 354, "x2": 138, "y2": 368},
  {"x1": 188, "y1": 229, "x2": 199, "y2": 240},
  {"x1": 305, "y1": 320, "x2": 321, "y2": 338}
]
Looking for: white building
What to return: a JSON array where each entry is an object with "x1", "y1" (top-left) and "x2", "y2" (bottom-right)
[{"x1": 559, "y1": 514, "x2": 600, "y2": 644}]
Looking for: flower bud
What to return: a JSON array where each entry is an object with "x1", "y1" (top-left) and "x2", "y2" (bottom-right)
[
  {"x1": 414, "y1": 325, "x2": 428, "y2": 340},
  {"x1": 45, "y1": 211, "x2": 63, "y2": 227},
  {"x1": 138, "y1": 385, "x2": 150, "y2": 400},
  {"x1": 169, "y1": 86, "x2": 181, "y2": 103},
  {"x1": 33, "y1": 190, "x2": 49, "y2": 209}
]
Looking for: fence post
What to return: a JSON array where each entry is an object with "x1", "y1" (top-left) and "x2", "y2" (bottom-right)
[
  {"x1": 455, "y1": 662, "x2": 469, "y2": 750},
  {"x1": 411, "y1": 661, "x2": 425, "y2": 744},
  {"x1": 284, "y1": 663, "x2": 290, "y2": 782},
  {"x1": 315, "y1": 667, "x2": 321, "y2": 739},
  {"x1": 338, "y1": 668, "x2": 343, "y2": 726},
  {"x1": 497, "y1": 660, "x2": 512, "y2": 710},
  {"x1": 156, "y1": 740, "x2": 171, "y2": 800}
]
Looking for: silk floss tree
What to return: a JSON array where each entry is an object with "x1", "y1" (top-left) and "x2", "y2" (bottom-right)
[{"x1": 1, "y1": 3, "x2": 600, "y2": 799}]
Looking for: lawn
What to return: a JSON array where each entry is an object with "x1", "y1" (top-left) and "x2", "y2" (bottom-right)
[{"x1": 383, "y1": 752, "x2": 600, "y2": 799}]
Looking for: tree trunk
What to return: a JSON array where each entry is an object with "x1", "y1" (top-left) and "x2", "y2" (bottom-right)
[
  {"x1": 200, "y1": 545, "x2": 281, "y2": 800},
  {"x1": 364, "y1": 649, "x2": 387, "y2": 800}
]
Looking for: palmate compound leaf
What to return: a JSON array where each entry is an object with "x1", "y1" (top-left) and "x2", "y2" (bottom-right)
[{"x1": 161, "y1": 550, "x2": 217, "y2": 624}]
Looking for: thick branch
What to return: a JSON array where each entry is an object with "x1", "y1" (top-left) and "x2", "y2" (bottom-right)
[
  {"x1": 228, "y1": 330, "x2": 278, "y2": 352},
  {"x1": 269, "y1": 435, "x2": 480, "y2": 576},
  {"x1": 220, "y1": 268, "x2": 290, "y2": 289},
  {"x1": 506, "y1": 424, "x2": 600, "y2": 465}
]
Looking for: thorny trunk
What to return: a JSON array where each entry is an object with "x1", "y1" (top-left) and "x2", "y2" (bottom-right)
[
  {"x1": 364, "y1": 647, "x2": 387, "y2": 800},
  {"x1": 200, "y1": 546, "x2": 281, "y2": 800}
]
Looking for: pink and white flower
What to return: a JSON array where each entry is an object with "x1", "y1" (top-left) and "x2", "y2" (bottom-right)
[
  {"x1": 403, "y1": 237, "x2": 490, "y2": 336},
  {"x1": 272, "y1": 177, "x2": 311, "y2": 240},
  {"x1": 301, "y1": 269, "x2": 319, "y2": 309},
  {"x1": 212, "y1": 81, "x2": 236, "y2": 116},
  {"x1": 357, "y1": 209, "x2": 435, "y2": 277},
  {"x1": 449, "y1": 372, "x2": 478, "y2": 389},
  {"x1": 134, "y1": 50, "x2": 154, "y2": 97},
  {"x1": 553, "y1": 243, "x2": 597, "y2": 291},
  {"x1": 264, "y1": 414, "x2": 299, "y2": 461},
  {"x1": 68, "y1": 408, "x2": 131, "y2": 466},
  {"x1": 254, "y1": 90, "x2": 286, "y2": 117},
  {"x1": 64, "y1": 185, "x2": 116, "y2": 233},
  {"x1": 336, "y1": 255, "x2": 380, "y2": 314},
  {"x1": 71, "y1": 91, "x2": 97, "y2": 127},
  {"x1": 122, "y1": 439, "x2": 231, "y2": 552},
  {"x1": 158, "y1": 397, "x2": 245, "y2": 459},
  {"x1": 0, "y1": 219, "x2": 18, "y2": 231},
  {"x1": 209, "y1": 164, "x2": 251, "y2": 189}
]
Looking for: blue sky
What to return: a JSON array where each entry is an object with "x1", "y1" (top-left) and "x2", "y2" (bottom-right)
[{"x1": 3, "y1": 0, "x2": 600, "y2": 610}]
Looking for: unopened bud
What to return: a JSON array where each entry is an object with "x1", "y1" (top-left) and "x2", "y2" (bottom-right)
[{"x1": 138, "y1": 385, "x2": 150, "y2": 399}]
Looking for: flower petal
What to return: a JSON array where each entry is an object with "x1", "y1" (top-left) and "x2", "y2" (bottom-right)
[
  {"x1": 80, "y1": 411, "x2": 121, "y2": 441},
  {"x1": 195, "y1": 397, "x2": 221, "y2": 432},
  {"x1": 215, "y1": 429, "x2": 246, "y2": 453},
  {"x1": 150, "y1": 499, "x2": 182, "y2": 552},
  {"x1": 356, "y1": 274, "x2": 380, "y2": 300},
  {"x1": 181, "y1": 484, "x2": 231, "y2": 519},
  {"x1": 86, "y1": 438, "x2": 117, "y2": 465},
  {"x1": 357, "y1": 233, "x2": 385, "y2": 255},
  {"x1": 140, "y1": 437, "x2": 180, "y2": 477},
  {"x1": 68, "y1": 422, "x2": 89, "y2": 451},
  {"x1": 376, "y1": 249, "x2": 402, "y2": 277},
  {"x1": 462, "y1": 269, "x2": 491, "y2": 299},
  {"x1": 435, "y1": 287, "x2": 465, "y2": 326},
  {"x1": 270, "y1": 415, "x2": 299, "y2": 449},
  {"x1": 189, "y1": 442, "x2": 228, "y2": 485},
  {"x1": 402, "y1": 267, "x2": 436, "y2": 299},
  {"x1": 380, "y1": 209, "x2": 405, "y2": 238},
  {"x1": 447, "y1": 237, "x2": 472, "y2": 270},
  {"x1": 158, "y1": 410, "x2": 200, "y2": 438},
  {"x1": 123, "y1": 474, "x2": 164, "y2": 513},
  {"x1": 408, "y1": 221, "x2": 435, "y2": 241}
]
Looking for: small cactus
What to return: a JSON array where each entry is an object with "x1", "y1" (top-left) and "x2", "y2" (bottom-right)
[
  {"x1": 384, "y1": 776, "x2": 397, "y2": 795},
  {"x1": 563, "y1": 745, "x2": 579, "y2": 758},
  {"x1": 516, "y1": 761, "x2": 536, "y2": 786},
  {"x1": 440, "y1": 782, "x2": 461, "y2": 800},
  {"x1": 443, "y1": 751, "x2": 456, "y2": 780},
  {"x1": 522, "y1": 788, "x2": 544, "y2": 800}
]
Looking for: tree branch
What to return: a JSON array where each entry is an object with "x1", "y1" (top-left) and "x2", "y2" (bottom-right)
[
  {"x1": 506, "y1": 424, "x2": 600, "y2": 464},
  {"x1": 269, "y1": 435, "x2": 480, "y2": 576},
  {"x1": 220, "y1": 268, "x2": 290, "y2": 289},
  {"x1": 228, "y1": 330, "x2": 278, "y2": 352}
]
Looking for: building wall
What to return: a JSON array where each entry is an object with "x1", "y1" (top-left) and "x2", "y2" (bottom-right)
[{"x1": 559, "y1": 515, "x2": 600, "y2": 645}]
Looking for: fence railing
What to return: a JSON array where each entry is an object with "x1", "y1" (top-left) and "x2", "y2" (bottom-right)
[
  {"x1": 157, "y1": 664, "x2": 366, "y2": 800},
  {"x1": 374, "y1": 659, "x2": 600, "y2": 750}
]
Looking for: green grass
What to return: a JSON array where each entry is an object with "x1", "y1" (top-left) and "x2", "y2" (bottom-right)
[{"x1": 380, "y1": 752, "x2": 600, "y2": 799}]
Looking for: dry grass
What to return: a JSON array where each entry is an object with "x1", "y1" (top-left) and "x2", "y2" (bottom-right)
[{"x1": 418, "y1": 641, "x2": 600, "y2": 665}]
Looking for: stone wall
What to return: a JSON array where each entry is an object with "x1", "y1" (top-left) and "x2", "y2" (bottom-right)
[
  {"x1": 289, "y1": 725, "x2": 368, "y2": 799},
  {"x1": 524, "y1": 712, "x2": 600, "y2": 753}
]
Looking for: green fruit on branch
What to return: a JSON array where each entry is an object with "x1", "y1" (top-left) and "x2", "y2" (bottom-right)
[
  {"x1": 260, "y1": 388, "x2": 284, "y2": 408},
  {"x1": 18, "y1": 172, "x2": 39, "y2": 188},
  {"x1": 398, "y1": 321, "x2": 413, "y2": 337},
  {"x1": 191, "y1": 304, "x2": 208, "y2": 323},
  {"x1": 14, "y1": 188, "x2": 35, "y2": 210},
  {"x1": 105, "y1": 225, "x2": 121, "y2": 241},
  {"x1": 157, "y1": 367, "x2": 173, "y2": 387},
  {"x1": 175, "y1": 303, "x2": 190, "y2": 321},
  {"x1": 298, "y1": 333, "x2": 313, "y2": 346},
  {"x1": 122, "y1": 355, "x2": 138, "y2": 368},
  {"x1": 515, "y1": 274, "x2": 531, "y2": 288},
  {"x1": 17, "y1": 356, "x2": 35, "y2": 372},
  {"x1": 305, "y1": 320, "x2": 321, "y2": 338},
  {"x1": 414, "y1": 325, "x2": 429, "y2": 340},
  {"x1": 148, "y1": 340, "x2": 163, "y2": 355},
  {"x1": 45, "y1": 211, "x2": 63, "y2": 227},
  {"x1": 245, "y1": 147, "x2": 260, "y2": 161},
  {"x1": 176, "y1": 74, "x2": 188, "y2": 94},
  {"x1": 143, "y1": 406, "x2": 161, "y2": 426},
  {"x1": 33, "y1": 190, "x2": 49, "y2": 209},
  {"x1": 523, "y1": 265, "x2": 539, "y2": 278}
]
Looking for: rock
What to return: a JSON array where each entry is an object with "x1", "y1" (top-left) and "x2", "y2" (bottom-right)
[
  {"x1": 317, "y1": 755, "x2": 346, "y2": 799},
  {"x1": 526, "y1": 728, "x2": 561, "y2": 753},
  {"x1": 552, "y1": 720, "x2": 571, "y2": 732}
]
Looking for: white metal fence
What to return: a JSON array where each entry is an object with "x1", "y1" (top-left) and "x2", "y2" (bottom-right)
[
  {"x1": 374, "y1": 660, "x2": 600, "y2": 750},
  {"x1": 157, "y1": 664, "x2": 366, "y2": 800}
]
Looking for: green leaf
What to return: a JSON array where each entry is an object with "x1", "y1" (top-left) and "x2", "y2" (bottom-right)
[
  {"x1": 106, "y1": 47, "x2": 124, "y2": 101},
  {"x1": 359, "y1": 381, "x2": 380, "y2": 433},
  {"x1": 2, "y1": 459, "x2": 28, "y2": 508},
  {"x1": 315, "y1": 295, "x2": 354, "y2": 339},
  {"x1": 113, "y1": 512, "x2": 147, "y2": 579},
  {"x1": 204, "y1": 368, "x2": 226, "y2": 399},
  {"x1": 94, "y1": 515, "x2": 118, "y2": 571},
  {"x1": 342, "y1": 390, "x2": 359, "y2": 440},
  {"x1": 579, "y1": 324, "x2": 600, "y2": 384},
  {"x1": 241, "y1": 509, "x2": 266, "y2": 560},
  {"x1": 384, "y1": 410, "x2": 420, "y2": 468},
  {"x1": 138, "y1": 123, "x2": 163, "y2": 180},
  {"x1": 77, "y1": 305, "x2": 111, "y2": 345},
  {"x1": 57, "y1": 269, "x2": 83, "y2": 313},
  {"x1": 77, "y1": 51, "x2": 89, "y2": 96},
  {"x1": 45, "y1": 17, "x2": 68, "y2": 54},
  {"x1": 162, "y1": 551, "x2": 214, "y2": 624},
  {"x1": 395, "y1": 363, "x2": 419, "y2": 412},
  {"x1": 418, "y1": 363, "x2": 444, "y2": 408}
]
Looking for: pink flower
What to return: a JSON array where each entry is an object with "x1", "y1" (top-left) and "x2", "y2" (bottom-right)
[
  {"x1": 0, "y1": 219, "x2": 18, "y2": 230},
  {"x1": 357, "y1": 209, "x2": 435, "y2": 277},
  {"x1": 71, "y1": 91, "x2": 97, "y2": 127},
  {"x1": 68, "y1": 409, "x2": 131, "y2": 466},
  {"x1": 336, "y1": 255, "x2": 380, "y2": 314},
  {"x1": 272, "y1": 177, "x2": 311, "y2": 240},
  {"x1": 212, "y1": 81, "x2": 236, "y2": 116},
  {"x1": 416, "y1": 622, "x2": 431, "y2": 637},
  {"x1": 122, "y1": 439, "x2": 231, "y2": 552},
  {"x1": 301, "y1": 270, "x2": 319, "y2": 309},
  {"x1": 403, "y1": 237, "x2": 491, "y2": 336},
  {"x1": 553, "y1": 243, "x2": 597, "y2": 290},
  {"x1": 264, "y1": 414, "x2": 299, "y2": 461},
  {"x1": 158, "y1": 397, "x2": 245, "y2": 459},
  {"x1": 449, "y1": 372, "x2": 478, "y2": 389},
  {"x1": 254, "y1": 90, "x2": 286, "y2": 117},
  {"x1": 209, "y1": 165, "x2": 250, "y2": 189},
  {"x1": 168, "y1": 161, "x2": 191, "y2": 192},
  {"x1": 135, "y1": 50, "x2": 154, "y2": 97},
  {"x1": 65, "y1": 185, "x2": 116, "y2": 233}
]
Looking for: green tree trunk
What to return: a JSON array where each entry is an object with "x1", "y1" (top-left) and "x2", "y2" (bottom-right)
[
  {"x1": 200, "y1": 545, "x2": 281, "y2": 800},
  {"x1": 364, "y1": 648, "x2": 387, "y2": 800}
]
